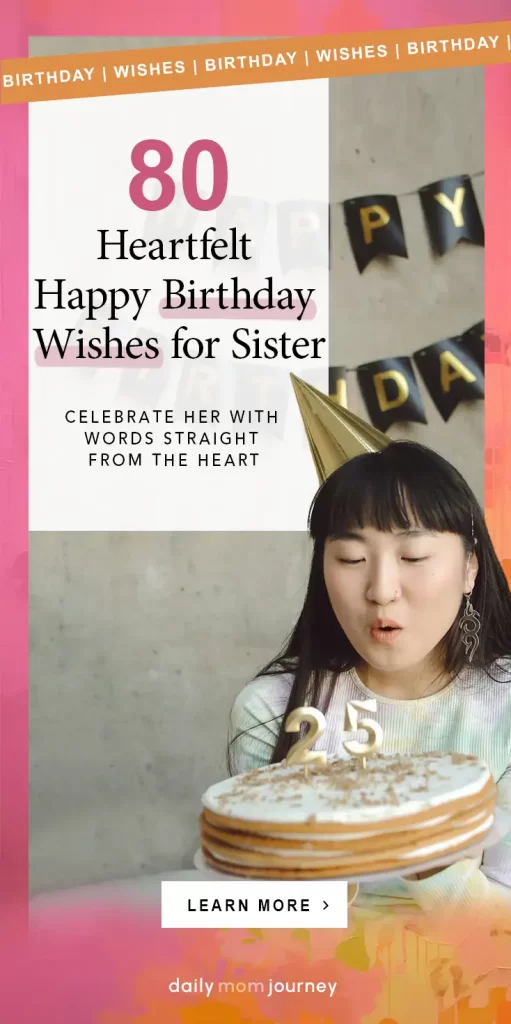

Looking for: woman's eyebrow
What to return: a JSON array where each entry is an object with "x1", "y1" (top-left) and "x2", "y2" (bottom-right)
[
  {"x1": 396, "y1": 528, "x2": 431, "y2": 537},
  {"x1": 330, "y1": 531, "x2": 365, "y2": 541},
  {"x1": 330, "y1": 528, "x2": 434, "y2": 540}
]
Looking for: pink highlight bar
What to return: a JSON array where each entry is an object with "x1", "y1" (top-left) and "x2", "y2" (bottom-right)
[
  {"x1": 34, "y1": 349, "x2": 164, "y2": 367},
  {"x1": 159, "y1": 297, "x2": 317, "y2": 319}
]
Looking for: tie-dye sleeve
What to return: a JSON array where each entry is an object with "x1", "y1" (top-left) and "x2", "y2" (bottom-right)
[
  {"x1": 401, "y1": 764, "x2": 511, "y2": 932},
  {"x1": 227, "y1": 675, "x2": 292, "y2": 775}
]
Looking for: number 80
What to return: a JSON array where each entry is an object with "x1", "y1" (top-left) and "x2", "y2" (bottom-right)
[{"x1": 129, "y1": 138, "x2": 228, "y2": 212}]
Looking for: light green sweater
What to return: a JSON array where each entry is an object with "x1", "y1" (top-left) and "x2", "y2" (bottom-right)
[{"x1": 228, "y1": 662, "x2": 511, "y2": 926}]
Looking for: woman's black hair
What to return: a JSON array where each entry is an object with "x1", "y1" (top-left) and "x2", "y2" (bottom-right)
[{"x1": 228, "y1": 441, "x2": 511, "y2": 771}]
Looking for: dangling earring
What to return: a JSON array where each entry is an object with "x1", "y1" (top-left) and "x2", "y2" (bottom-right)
[{"x1": 459, "y1": 592, "x2": 481, "y2": 663}]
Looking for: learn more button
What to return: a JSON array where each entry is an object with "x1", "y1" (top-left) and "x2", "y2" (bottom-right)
[{"x1": 161, "y1": 880, "x2": 348, "y2": 928}]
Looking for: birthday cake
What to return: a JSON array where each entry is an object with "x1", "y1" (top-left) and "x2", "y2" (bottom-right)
[{"x1": 200, "y1": 753, "x2": 497, "y2": 878}]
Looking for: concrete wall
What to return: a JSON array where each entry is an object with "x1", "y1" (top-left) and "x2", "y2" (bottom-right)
[
  {"x1": 30, "y1": 532, "x2": 311, "y2": 891},
  {"x1": 29, "y1": 43, "x2": 484, "y2": 893}
]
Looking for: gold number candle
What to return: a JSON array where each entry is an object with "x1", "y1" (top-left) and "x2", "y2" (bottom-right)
[
  {"x1": 343, "y1": 699, "x2": 383, "y2": 769},
  {"x1": 284, "y1": 707, "x2": 327, "y2": 779}
]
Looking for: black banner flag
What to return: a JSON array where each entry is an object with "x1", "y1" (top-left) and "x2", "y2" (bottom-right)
[
  {"x1": 413, "y1": 338, "x2": 484, "y2": 421},
  {"x1": 419, "y1": 175, "x2": 484, "y2": 256},
  {"x1": 460, "y1": 321, "x2": 485, "y2": 372},
  {"x1": 357, "y1": 357, "x2": 427, "y2": 432},
  {"x1": 234, "y1": 365, "x2": 287, "y2": 439},
  {"x1": 216, "y1": 197, "x2": 270, "y2": 270},
  {"x1": 343, "y1": 194, "x2": 408, "y2": 273},
  {"x1": 277, "y1": 201, "x2": 329, "y2": 273}
]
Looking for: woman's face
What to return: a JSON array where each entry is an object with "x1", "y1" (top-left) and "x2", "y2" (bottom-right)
[{"x1": 323, "y1": 526, "x2": 478, "y2": 675}]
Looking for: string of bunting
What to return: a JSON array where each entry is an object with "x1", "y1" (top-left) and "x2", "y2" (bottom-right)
[
  {"x1": 341, "y1": 171, "x2": 484, "y2": 272},
  {"x1": 272, "y1": 171, "x2": 484, "y2": 273},
  {"x1": 324, "y1": 171, "x2": 485, "y2": 429},
  {"x1": 196, "y1": 171, "x2": 486, "y2": 274},
  {"x1": 329, "y1": 320, "x2": 484, "y2": 432},
  {"x1": 142, "y1": 171, "x2": 486, "y2": 431}
]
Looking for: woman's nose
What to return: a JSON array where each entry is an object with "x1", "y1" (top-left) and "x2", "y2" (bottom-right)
[{"x1": 365, "y1": 562, "x2": 400, "y2": 606}]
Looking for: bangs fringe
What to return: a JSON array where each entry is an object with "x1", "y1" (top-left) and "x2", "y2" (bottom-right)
[{"x1": 308, "y1": 446, "x2": 470, "y2": 543}]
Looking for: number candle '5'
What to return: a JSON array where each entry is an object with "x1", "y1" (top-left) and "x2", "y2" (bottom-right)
[{"x1": 343, "y1": 699, "x2": 383, "y2": 769}]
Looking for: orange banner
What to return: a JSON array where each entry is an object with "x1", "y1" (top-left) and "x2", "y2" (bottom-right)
[{"x1": 1, "y1": 22, "x2": 511, "y2": 104}]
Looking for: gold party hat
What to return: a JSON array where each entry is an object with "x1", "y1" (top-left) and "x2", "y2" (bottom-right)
[{"x1": 291, "y1": 373, "x2": 390, "y2": 483}]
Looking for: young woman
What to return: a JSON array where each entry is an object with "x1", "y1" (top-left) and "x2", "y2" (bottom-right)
[{"x1": 228, "y1": 441, "x2": 511, "y2": 910}]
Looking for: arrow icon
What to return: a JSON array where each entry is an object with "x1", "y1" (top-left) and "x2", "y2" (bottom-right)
[{"x1": 323, "y1": 901, "x2": 329, "y2": 909}]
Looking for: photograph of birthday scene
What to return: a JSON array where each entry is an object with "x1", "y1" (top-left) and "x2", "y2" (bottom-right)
[{"x1": 30, "y1": 55, "x2": 511, "y2": 926}]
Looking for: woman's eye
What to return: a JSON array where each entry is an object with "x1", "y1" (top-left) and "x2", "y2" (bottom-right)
[
  {"x1": 337, "y1": 557, "x2": 364, "y2": 564},
  {"x1": 402, "y1": 556, "x2": 428, "y2": 563}
]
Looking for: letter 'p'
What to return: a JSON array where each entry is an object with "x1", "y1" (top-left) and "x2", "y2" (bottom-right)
[{"x1": 359, "y1": 205, "x2": 390, "y2": 245}]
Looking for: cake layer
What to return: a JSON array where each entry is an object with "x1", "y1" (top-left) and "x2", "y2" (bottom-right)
[
  {"x1": 200, "y1": 752, "x2": 497, "y2": 880},
  {"x1": 202, "y1": 812, "x2": 492, "y2": 871},
  {"x1": 202, "y1": 814, "x2": 494, "y2": 879},
  {"x1": 201, "y1": 801, "x2": 493, "y2": 856}
]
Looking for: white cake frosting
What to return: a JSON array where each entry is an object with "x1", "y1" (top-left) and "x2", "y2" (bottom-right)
[{"x1": 202, "y1": 752, "x2": 492, "y2": 827}]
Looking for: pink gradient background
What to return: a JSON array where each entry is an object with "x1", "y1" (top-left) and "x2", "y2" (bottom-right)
[{"x1": 1, "y1": 1, "x2": 511, "y2": 1020}]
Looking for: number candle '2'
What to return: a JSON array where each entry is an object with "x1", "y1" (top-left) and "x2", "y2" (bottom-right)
[{"x1": 284, "y1": 707, "x2": 327, "y2": 780}]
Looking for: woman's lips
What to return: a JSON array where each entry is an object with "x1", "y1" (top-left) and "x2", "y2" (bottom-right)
[{"x1": 369, "y1": 621, "x2": 403, "y2": 645}]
